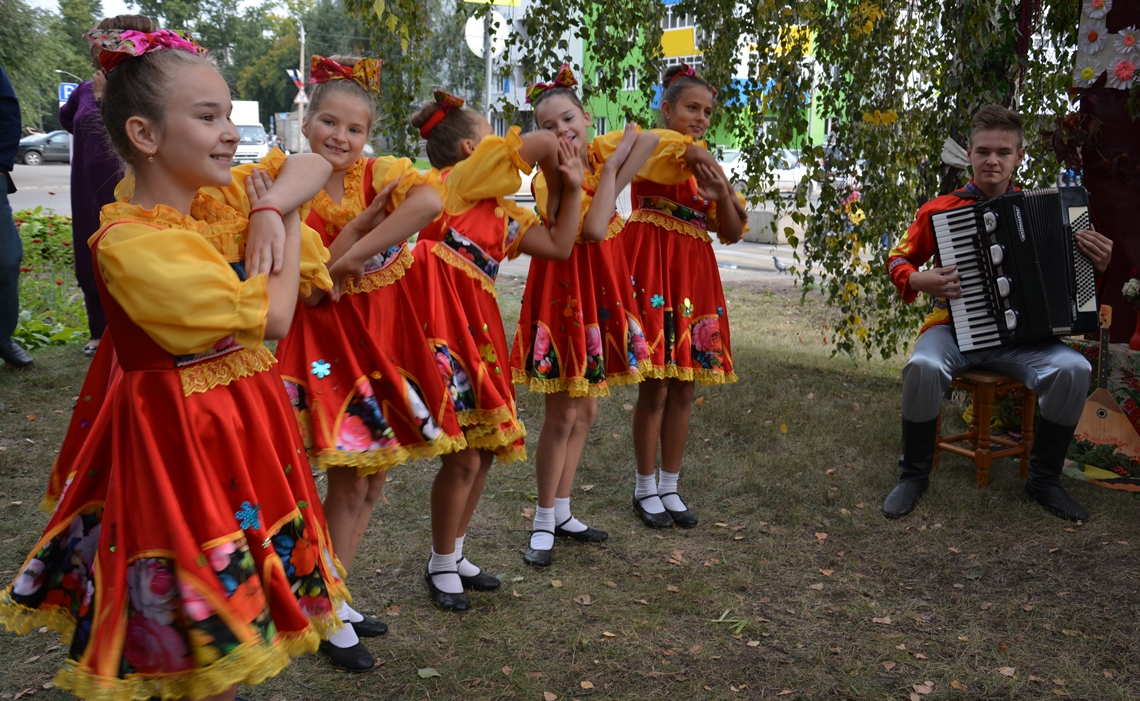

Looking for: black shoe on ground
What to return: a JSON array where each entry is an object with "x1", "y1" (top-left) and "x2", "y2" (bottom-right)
[
  {"x1": 457, "y1": 557, "x2": 501, "y2": 590},
  {"x1": 554, "y1": 517, "x2": 609, "y2": 542},
  {"x1": 0, "y1": 339, "x2": 32, "y2": 368},
  {"x1": 523, "y1": 529, "x2": 553, "y2": 567},
  {"x1": 1025, "y1": 418, "x2": 1090, "y2": 522},
  {"x1": 350, "y1": 615, "x2": 388, "y2": 638},
  {"x1": 424, "y1": 569, "x2": 470, "y2": 611},
  {"x1": 882, "y1": 418, "x2": 938, "y2": 519},
  {"x1": 659, "y1": 493, "x2": 698, "y2": 528},
  {"x1": 632, "y1": 494, "x2": 673, "y2": 528},
  {"x1": 318, "y1": 640, "x2": 375, "y2": 673}
]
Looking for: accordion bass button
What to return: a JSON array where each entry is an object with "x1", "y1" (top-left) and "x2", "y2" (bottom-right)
[
  {"x1": 989, "y1": 244, "x2": 1005, "y2": 266},
  {"x1": 1004, "y1": 309, "x2": 1018, "y2": 330},
  {"x1": 996, "y1": 277, "x2": 1011, "y2": 297},
  {"x1": 983, "y1": 211, "x2": 999, "y2": 233}
]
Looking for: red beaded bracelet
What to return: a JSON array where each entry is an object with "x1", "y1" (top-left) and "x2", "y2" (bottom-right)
[{"x1": 248, "y1": 205, "x2": 283, "y2": 217}]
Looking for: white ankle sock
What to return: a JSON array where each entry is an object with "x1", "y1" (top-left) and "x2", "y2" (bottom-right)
[
  {"x1": 427, "y1": 549, "x2": 462, "y2": 594},
  {"x1": 530, "y1": 505, "x2": 555, "y2": 550},
  {"x1": 326, "y1": 617, "x2": 361, "y2": 648},
  {"x1": 554, "y1": 496, "x2": 587, "y2": 532},
  {"x1": 658, "y1": 470, "x2": 687, "y2": 512},
  {"x1": 454, "y1": 535, "x2": 481, "y2": 577},
  {"x1": 635, "y1": 472, "x2": 665, "y2": 514},
  {"x1": 336, "y1": 600, "x2": 364, "y2": 623}
]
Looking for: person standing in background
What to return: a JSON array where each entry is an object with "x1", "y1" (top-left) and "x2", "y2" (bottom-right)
[
  {"x1": 59, "y1": 14, "x2": 156, "y2": 357},
  {"x1": 0, "y1": 64, "x2": 32, "y2": 368}
]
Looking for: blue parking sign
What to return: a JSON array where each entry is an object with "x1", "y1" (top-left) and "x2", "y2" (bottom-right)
[{"x1": 59, "y1": 83, "x2": 77, "y2": 101}]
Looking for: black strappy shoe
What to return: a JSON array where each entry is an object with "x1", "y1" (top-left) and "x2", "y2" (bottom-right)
[
  {"x1": 659, "y1": 492, "x2": 698, "y2": 528},
  {"x1": 523, "y1": 528, "x2": 554, "y2": 567},
  {"x1": 424, "y1": 568, "x2": 470, "y2": 611},
  {"x1": 554, "y1": 516, "x2": 609, "y2": 542},
  {"x1": 632, "y1": 494, "x2": 674, "y2": 528}
]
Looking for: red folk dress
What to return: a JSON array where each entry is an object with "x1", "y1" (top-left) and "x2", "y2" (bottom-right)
[
  {"x1": 405, "y1": 127, "x2": 539, "y2": 462},
  {"x1": 275, "y1": 157, "x2": 467, "y2": 476},
  {"x1": 0, "y1": 203, "x2": 348, "y2": 701},
  {"x1": 618, "y1": 130, "x2": 742, "y2": 385},
  {"x1": 509, "y1": 135, "x2": 652, "y2": 396}
]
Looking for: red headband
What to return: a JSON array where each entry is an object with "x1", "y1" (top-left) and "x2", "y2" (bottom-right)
[
  {"x1": 85, "y1": 29, "x2": 207, "y2": 74},
  {"x1": 419, "y1": 90, "x2": 465, "y2": 139},
  {"x1": 668, "y1": 62, "x2": 717, "y2": 96}
]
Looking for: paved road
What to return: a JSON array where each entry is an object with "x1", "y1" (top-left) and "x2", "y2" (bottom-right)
[{"x1": 8, "y1": 163, "x2": 800, "y2": 281}]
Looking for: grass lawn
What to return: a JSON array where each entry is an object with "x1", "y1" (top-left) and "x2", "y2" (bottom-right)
[{"x1": 0, "y1": 277, "x2": 1137, "y2": 700}]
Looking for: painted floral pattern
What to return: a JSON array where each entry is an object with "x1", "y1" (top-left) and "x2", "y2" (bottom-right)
[
  {"x1": 529, "y1": 325, "x2": 561, "y2": 379},
  {"x1": 337, "y1": 380, "x2": 398, "y2": 452},
  {"x1": 691, "y1": 317, "x2": 725, "y2": 370},
  {"x1": 283, "y1": 380, "x2": 314, "y2": 450},
  {"x1": 583, "y1": 325, "x2": 605, "y2": 383},
  {"x1": 270, "y1": 516, "x2": 334, "y2": 621},
  {"x1": 442, "y1": 227, "x2": 499, "y2": 282},
  {"x1": 626, "y1": 315, "x2": 651, "y2": 371},
  {"x1": 434, "y1": 343, "x2": 477, "y2": 413}
]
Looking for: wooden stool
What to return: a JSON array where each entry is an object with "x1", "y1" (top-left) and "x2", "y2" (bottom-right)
[{"x1": 934, "y1": 369, "x2": 1037, "y2": 487}]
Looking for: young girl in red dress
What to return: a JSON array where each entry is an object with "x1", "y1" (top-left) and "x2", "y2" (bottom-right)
[
  {"x1": 406, "y1": 91, "x2": 583, "y2": 610},
  {"x1": 508, "y1": 65, "x2": 662, "y2": 567},
  {"x1": 1, "y1": 31, "x2": 347, "y2": 700},
  {"x1": 623, "y1": 64, "x2": 746, "y2": 530},
  {"x1": 273, "y1": 56, "x2": 467, "y2": 667}
]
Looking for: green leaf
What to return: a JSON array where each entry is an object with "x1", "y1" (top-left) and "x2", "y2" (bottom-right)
[{"x1": 417, "y1": 667, "x2": 442, "y2": 678}]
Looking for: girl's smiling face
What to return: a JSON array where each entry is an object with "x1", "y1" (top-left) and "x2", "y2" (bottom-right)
[
  {"x1": 304, "y1": 90, "x2": 372, "y2": 171},
  {"x1": 662, "y1": 85, "x2": 714, "y2": 139},
  {"x1": 534, "y1": 93, "x2": 589, "y2": 153}
]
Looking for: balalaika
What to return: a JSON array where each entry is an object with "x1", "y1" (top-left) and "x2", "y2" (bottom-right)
[{"x1": 930, "y1": 186, "x2": 1098, "y2": 352}]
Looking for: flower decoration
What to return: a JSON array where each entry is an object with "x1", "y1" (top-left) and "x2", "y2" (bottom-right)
[
  {"x1": 1116, "y1": 26, "x2": 1138, "y2": 54},
  {"x1": 1074, "y1": 54, "x2": 1105, "y2": 86},
  {"x1": 650, "y1": 294, "x2": 665, "y2": 309},
  {"x1": 235, "y1": 501, "x2": 262, "y2": 531},
  {"x1": 680, "y1": 298, "x2": 694, "y2": 317},
  {"x1": 1124, "y1": 277, "x2": 1140, "y2": 306},
  {"x1": 1108, "y1": 57, "x2": 1137, "y2": 89},
  {"x1": 717, "y1": 305, "x2": 725, "y2": 317},
  {"x1": 311, "y1": 359, "x2": 332, "y2": 378},
  {"x1": 1080, "y1": 18, "x2": 1107, "y2": 54},
  {"x1": 1083, "y1": 0, "x2": 1111, "y2": 19}
]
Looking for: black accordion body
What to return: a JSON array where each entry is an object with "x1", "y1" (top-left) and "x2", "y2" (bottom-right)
[{"x1": 930, "y1": 186, "x2": 1098, "y2": 352}]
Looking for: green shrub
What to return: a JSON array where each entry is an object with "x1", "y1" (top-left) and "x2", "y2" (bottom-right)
[{"x1": 13, "y1": 207, "x2": 87, "y2": 348}]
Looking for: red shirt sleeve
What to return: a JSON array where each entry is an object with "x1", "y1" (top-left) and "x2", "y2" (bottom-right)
[{"x1": 886, "y1": 194, "x2": 971, "y2": 304}]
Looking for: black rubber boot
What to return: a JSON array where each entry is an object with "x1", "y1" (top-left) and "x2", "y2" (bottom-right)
[
  {"x1": 882, "y1": 418, "x2": 938, "y2": 519},
  {"x1": 1024, "y1": 418, "x2": 1090, "y2": 522}
]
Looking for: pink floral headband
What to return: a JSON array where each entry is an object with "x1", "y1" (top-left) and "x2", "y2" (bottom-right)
[{"x1": 85, "y1": 29, "x2": 207, "y2": 73}]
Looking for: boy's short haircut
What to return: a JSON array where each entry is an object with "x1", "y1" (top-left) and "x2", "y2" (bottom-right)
[{"x1": 970, "y1": 105, "x2": 1024, "y2": 145}]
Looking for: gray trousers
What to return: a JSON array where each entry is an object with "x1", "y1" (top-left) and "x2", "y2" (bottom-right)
[{"x1": 902, "y1": 325, "x2": 1091, "y2": 426}]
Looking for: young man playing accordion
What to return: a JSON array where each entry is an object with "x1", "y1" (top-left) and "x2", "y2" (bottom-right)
[{"x1": 882, "y1": 105, "x2": 1113, "y2": 522}]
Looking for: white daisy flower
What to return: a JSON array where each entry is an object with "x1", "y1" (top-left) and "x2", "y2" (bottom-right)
[
  {"x1": 1107, "y1": 57, "x2": 1137, "y2": 89},
  {"x1": 1115, "y1": 26, "x2": 1138, "y2": 54},
  {"x1": 1080, "y1": 18, "x2": 1108, "y2": 54},
  {"x1": 1083, "y1": 0, "x2": 1111, "y2": 19},
  {"x1": 1074, "y1": 54, "x2": 1105, "y2": 86}
]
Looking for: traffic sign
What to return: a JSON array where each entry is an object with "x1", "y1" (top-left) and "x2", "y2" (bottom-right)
[
  {"x1": 294, "y1": 87, "x2": 309, "y2": 105},
  {"x1": 58, "y1": 83, "x2": 78, "y2": 101}
]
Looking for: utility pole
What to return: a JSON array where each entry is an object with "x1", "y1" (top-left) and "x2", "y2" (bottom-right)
[
  {"x1": 299, "y1": 20, "x2": 306, "y2": 151},
  {"x1": 484, "y1": 10, "x2": 493, "y2": 126}
]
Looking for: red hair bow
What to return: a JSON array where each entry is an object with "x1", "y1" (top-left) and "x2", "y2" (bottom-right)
[
  {"x1": 419, "y1": 90, "x2": 465, "y2": 139},
  {"x1": 526, "y1": 63, "x2": 578, "y2": 104},
  {"x1": 309, "y1": 55, "x2": 382, "y2": 93},
  {"x1": 85, "y1": 29, "x2": 206, "y2": 73},
  {"x1": 668, "y1": 62, "x2": 716, "y2": 96}
]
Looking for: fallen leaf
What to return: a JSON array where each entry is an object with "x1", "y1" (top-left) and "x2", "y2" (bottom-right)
[
  {"x1": 872, "y1": 616, "x2": 892, "y2": 625},
  {"x1": 914, "y1": 653, "x2": 928, "y2": 660},
  {"x1": 579, "y1": 484, "x2": 594, "y2": 493},
  {"x1": 910, "y1": 695, "x2": 920, "y2": 701},
  {"x1": 778, "y1": 423, "x2": 788, "y2": 433},
  {"x1": 417, "y1": 668, "x2": 441, "y2": 678},
  {"x1": 694, "y1": 396, "x2": 705, "y2": 405},
  {"x1": 512, "y1": 589, "x2": 521, "y2": 598},
  {"x1": 951, "y1": 679, "x2": 966, "y2": 690},
  {"x1": 634, "y1": 599, "x2": 649, "y2": 605},
  {"x1": 622, "y1": 403, "x2": 634, "y2": 411},
  {"x1": 809, "y1": 583, "x2": 824, "y2": 590},
  {"x1": 815, "y1": 532, "x2": 828, "y2": 544},
  {"x1": 826, "y1": 468, "x2": 836, "y2": 476},
  {"x1": 948, "y1": 547, "x2": 960, "y2": 554},
  {"x1": 612, "y1": 433, "x2": 621, "y2": 439},
  {"x1": 997, "y1": 641, "x2": 1010, "y2": 651},
  {"x1": 1061, "y1": 629, "x2": 1079, "y2": 637},
  {"x1": 666, "y1": 585, "x2": 679, "y2": 593},
  {"x1": 1049, "y1": 547, "x2": 1060, "y2": 554},
  {"x1": 820, "y1": 569, "x2": 834, "y2": 576},
  {"x1": 605, "y1": 580, "x2": 617, "y2": 588},
  {"x1": 714, "y1": 522, "x2": 728, "y2": 528},
  {"x1": 9, "y1": 501, "x2": 23, "y2": 506},
  {"x1": 914, "y1": 682, "x2": 933, "y2": 694},
  {"x1": 981, "y1": 602, "x2": 993, "y2": 610},
  {"x1": 896, "y1": 644, "x2": 906, "y2": 650},
  {"x1": 1064, "y1": 527, "x2": 1076, "y2": 533},
  {"x1": 882, "y1": 661, "x2": 896, "y2": 670},
  {"x1": 501, "y1": 666, "x2": 512, "y2": 676},
  {"x1": 528, "y1": 672, "x2": 544, "y2": 680},
  {"x1": 1053, "y1": 679, "x2": 1066, "y2": 686},
  {"x1": 1104, "y1": 670, "x2": 1115, "y2": 679},
  {"x1": 550, "y1": 580, "x2": 562, "y2": 588},
  {"x1": 580, "y1": 681, "x2": 594, "y2": 689},
  {"x1": 777, "y1": 691, "x2": 795, "y2": 697},
  {"x1": 1022, "y1": 604, "x2": 1034, "y2": 611},
  {"x1": 1029, "y1": 675, "x2": 1046, "y2": 682},
  {"x1": 574, "y1": 594, "x2": 593, "y2": 606},
  {"x1": 602, "y1": 631, "x2": 617, "y2": 637},
  {"x1": 522, "y1": 507, "x2": 535, "y2": 519},
  {"x1": 958, "y1": 636, "x2": 969, "y2": 642},
  {"x1": 746, "y1": 640, "x2": 760, "y2": 647},
  {"x1": 544, "y1": 692, "x2": 557, "y2": 701},
  {"x1": 689, "y1": 644, "x2": 702, "y2": 653},
  {"x1": 997, "y1": 666, "x2": 1016, "y2": 677}
]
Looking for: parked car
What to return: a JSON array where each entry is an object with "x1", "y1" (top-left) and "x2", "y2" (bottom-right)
[
  {"x1": 718, "y1": 148, "x2": 811, "y2": 199},
  {"x1": 17, "y1": 130, "x2": 71, "y2": 165}
]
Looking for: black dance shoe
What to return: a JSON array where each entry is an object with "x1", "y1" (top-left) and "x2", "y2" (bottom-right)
[
  {"x1": 632, "y1": 494, "x2": 673, "y2": 528},
  {"x1": 424, "y1": 569, "x2": 470, "y2": 612},
  {"x1": 350, "y1": 615, "x2": 388, "y2": 638},
  {"x1": 318, "y1": 640, "x2": 375, "y2": 673},
  {"x1": 457, "y1": 557, "x2": 501, "y2": 590},
  {"x1": 554, "y1": 517, "x2": 609, "y2": 542}
]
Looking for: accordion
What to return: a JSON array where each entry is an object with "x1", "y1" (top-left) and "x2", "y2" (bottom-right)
[{"x1": 931, "y1": 186, "x2": 1098, "y2": 352}]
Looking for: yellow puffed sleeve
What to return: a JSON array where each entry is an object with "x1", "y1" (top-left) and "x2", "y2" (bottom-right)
[
  {"x1": 501, "y1": 197, "x2": 541, "y2": 260},
  {"x1": 298, "y1": 220, "x2": 332, "y2": 297},
  {"x1": 532, "y1": 169, "x2": 592, "y2": 235},
  {"x1": 370, "y1": 156, "x2": 446, "y2": 213},
  {"x1": 595, "y1": 128, "x2": 698, "y2": 185},
  {"x1": 707, "y1": 190, "x2": 750, "y2": 243},
  {"x1": 96, "y1": 223, "x2": 269, "y2": 355},
  {"x1": 444, "y1": 125, "x2": 530, "y2": 211}
]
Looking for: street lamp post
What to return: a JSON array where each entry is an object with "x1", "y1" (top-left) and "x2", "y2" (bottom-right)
[{"x1": 54, "y1": 69, "x2": 84, "y2": 82}]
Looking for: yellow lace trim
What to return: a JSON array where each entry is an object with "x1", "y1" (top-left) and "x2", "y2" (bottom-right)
[
  {"x1": 627, "y1": 209, "x2": 712, "y2": 243},
  {"x1": 464, "y1": 421, "x2": 526, "y2": 454},
  {"x1": 576, "y1": 215, "x2": 624, "y2": 245},
  {"x1": 456, "y1": 404, "x2": 517, "y2": 429},
  {"x1": 493, "y1": 445, "x2": 528, "y2": 464},
  {"x1": 431, "y1": 243, "x2": 498, "y2": 297},
  {"x1": 179, "y1": 344, "x2": 277, "y2": 397},
  {"x1": 639, "y1": 364, "x2": 739, "y2": 386},
  {"x1": 344, "y1": 244, "x2": 413, "y2": 295},
  {"x1": 309, "y1": 158, "x2": 367, "y2": 228},
  {"x1": 312, "y1": 430, "x2": 469, "y2": 477},
  {"x1": 0, "y1": 594, "x2": 79, "y2": 642},
  {"x1": 53, "y1": 633, "x2": 293, "y2": 701}
]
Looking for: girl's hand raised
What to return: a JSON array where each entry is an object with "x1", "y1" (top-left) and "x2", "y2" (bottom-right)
[
  {"x1": 558, "y1": 137, "x2": 584, "y2": 191},
  {"x1": 245, "y1": 168, "x2": 287, "y2": 277},
  {"x1": 607, "y1": 122, "x2": 639, "y2": 170},
  {"x1": 693, "y1": 162, "x2": 730, "y2": 203}
]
